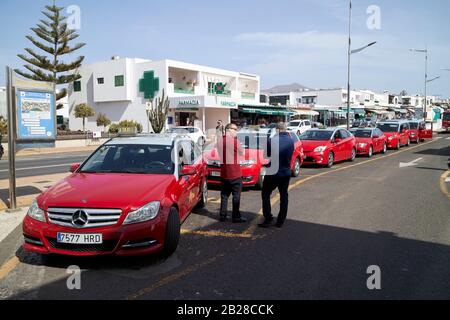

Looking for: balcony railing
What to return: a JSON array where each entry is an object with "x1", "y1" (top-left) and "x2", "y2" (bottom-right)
[
  {"x1": 241, "y1": 92, "x2": 256, "y2": 99},
  {"x1": 208, "y1": 90, "x2": 232, "y2": 97}
]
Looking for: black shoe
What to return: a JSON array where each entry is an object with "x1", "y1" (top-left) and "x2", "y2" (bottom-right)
[
  {"x1": 232, "y1": 217, "x2": 247, "y2": 223},
  {"x1": 258, "y1": 220, "x2": 274, "y2": 228},
  {"x1": 275, "y1": 223, "x2": 283, "y2": 228},
  {"x1": 219, "y1": 216, "x2": 227, "y2": 222}
]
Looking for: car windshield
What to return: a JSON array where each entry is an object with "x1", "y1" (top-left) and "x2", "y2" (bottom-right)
[
  {"x1": 237, "y1": 133, "x2": 268, "y2": 150},
  {"x1": 409, "y1": 122, "x2": 419, "y2": 129},
  {"x1": 377, "y1": 123, "x2": 399, "y2": 132},
  {"x1": 352, "y1": 130, "x2": 372, "y2": 138},
  {"x1": 300, "y1": 130, "x2": 333, "y2": 141},
  {"x1": 268, "y1": 123, "x2": 277, "y2": 129},
  {"x1": 288, "y1": 121, "x2": 300, "y2": 127},
  {"x1": 443, "y1": 113, "x2": 450, "y2": 121},
  {"x1": 79, "y1": 144, "x2": 174, "y2": 174},
  {"x1": 167, "y1": 128, "x2": 196, "y2": 134}
]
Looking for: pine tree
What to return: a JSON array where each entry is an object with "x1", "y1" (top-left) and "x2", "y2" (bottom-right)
[{"x1": 15, "y1": 3, "x2": 85, "y2": 109}]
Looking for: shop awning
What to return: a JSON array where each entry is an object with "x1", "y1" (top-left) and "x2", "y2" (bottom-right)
[
  {"x1": 366, "y1": 109, "x2": 390, "y2": 115},
  {"x1": 239, "y1": 107, "x2": 294, "y2": 116},
  {"x1": 291, "y1": 109, "x2": 319, "y2": 116}
]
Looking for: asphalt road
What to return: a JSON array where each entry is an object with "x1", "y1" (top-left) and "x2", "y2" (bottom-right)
[
  {"x1": 0, "y1": 152, "x2": 93, "y2": 180},
  {"x1": 0, "y1": 134, "x2": 449, "y2": 299}
]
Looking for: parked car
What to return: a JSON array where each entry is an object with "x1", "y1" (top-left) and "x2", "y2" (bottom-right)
[
  {"x1": 350, "y1": 127, "x2": 387, "y2": 157},
  {"x1": 204, "y1": 131, "x2": 304, "y2": 189},
  {"x1": 442, "y1": 110, "x2": 450, "y2": 132},
  {"x1": 408, "y1": 120, "x2": 433, "y2": 143},
  {"x1": 377, "y1": 120, "x2": 411, "y2": 150},
  {"x1": 300, "y1": 128, "x2": 356, "y2": 168},
  {"x1": 287, "y1": 120, "x2": 312, "y2": 136},
  {"x1": 22, "y1": 134, "x2": 208, "y2": 257},
  {"x1": 166, "y1": 126, "x2": 206, "y2": 146}
]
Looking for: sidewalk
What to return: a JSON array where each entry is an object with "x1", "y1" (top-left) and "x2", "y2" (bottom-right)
[
  {"x1": 0, "y1": 207, "x2": 27, "y2": 244},
  {"x1": 2, "y1": 145, "x2": 99, "y2": 159}
]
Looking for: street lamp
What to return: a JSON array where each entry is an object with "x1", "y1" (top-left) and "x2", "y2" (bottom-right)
[
  {"x1": 346, "y1": 0, "x2": 377, "y2": 129},
  {"x1": 409, "y1": 48, "x2": 430, "y2": 119}
]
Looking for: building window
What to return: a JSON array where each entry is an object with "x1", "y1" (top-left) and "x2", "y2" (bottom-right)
[
  {"x1": 74, "y1": 81, "x2": 81, "y2": 92},
  {"x1": 115, "y1": 75, "x2": 124, "y2": 87},
  {"x1": 97, "y1": 78, "x2": 104, "y2": 84}
]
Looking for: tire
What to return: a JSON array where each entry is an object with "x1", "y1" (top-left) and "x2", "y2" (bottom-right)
[
  {"x1": 196, "y1": 179, "x2": 208, "y2": 209},
  {"x1": 297, "y1": 130, "x2": 301, "y2": 136},
  {"x1": 406, "y1": 138, "x2": 410, "y2": 147},
  {"x1": 162, "y1": 207, "x2": 180, "y2": 257},
  {"x1": 197, "y1": 137, "x2": 206, "y2": 147},
  {"x1": 368, "y1": 146, "x2": 373, "y2": 158},
  {"x1": 327, "y1": 152, "x2": 334, "y2": 168},
  {"x1": 350, "y1": 148, "x2": 356, "y2": 162},
  {"x1": 291, "y1": 158, "x2": 301, "y2": 177},
  {"x1": 382, "y1": 143, "x2": 387, "y2": 154},
  {"x1": 396, "y1": 140, "x2": 401, "y2": 150}
]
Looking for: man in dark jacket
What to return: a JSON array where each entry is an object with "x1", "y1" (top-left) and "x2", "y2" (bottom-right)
[
  {"x1": 217, "y1": 123, "x2": 247, "y2": 223},
  {"x1": 259, "y1": 122, "x2": 294, "y2": 228}
]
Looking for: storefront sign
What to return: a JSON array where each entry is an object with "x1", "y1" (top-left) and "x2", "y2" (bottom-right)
[
  {"x1": 178, "y1": 99, "x2": 200, "y2": 107},
  {"x1": 221, "y1": 101, "x2": 237, "y2": 107}
]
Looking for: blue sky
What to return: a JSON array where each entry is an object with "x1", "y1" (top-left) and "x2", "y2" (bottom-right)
[{"x1": 1, "y1": 0, "x2": 449, "y2": 97}]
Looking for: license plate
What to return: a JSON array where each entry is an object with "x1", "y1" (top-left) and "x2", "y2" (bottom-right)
[
  {"x1": 57, "y1": 232, "x2": 103, "y2": 244},
  {"x1": 211, "y1": 171, "x2": 221, "y2": 177}
]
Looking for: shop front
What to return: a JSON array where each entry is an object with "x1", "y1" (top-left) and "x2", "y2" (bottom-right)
[{"x1": 232, "y1": 105, "x2": 294, "y2": 126}]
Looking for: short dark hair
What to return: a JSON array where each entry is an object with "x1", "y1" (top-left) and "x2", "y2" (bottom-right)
[{"x1": 225, "y1": 123, "x2": 238, "y2": 131}]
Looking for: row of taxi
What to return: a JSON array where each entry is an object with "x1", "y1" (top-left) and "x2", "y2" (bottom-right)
[{"x1": 203, "y1": 119, "x2": 433, "y2": 188}]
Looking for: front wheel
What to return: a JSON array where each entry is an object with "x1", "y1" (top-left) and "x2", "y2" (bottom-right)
[
  {"x1": 291, "y1": 158, "x2": 301, "y2": 177},
  {"x1": 367, "y1": 146, "x2": 373, "y2": 158},
  {"x1": 196, "y1": 179, "x2": 208, "y2": 209},
  {"x1": 162, "y1": 207, "x2": 181, "y2": 257},
  {"x1": 406, "y1": 138, "x2": 410, "y2": 147},
  {"x1": 350, "y1": 148, "x2": 356, "y2": 162},
  {"x1": 327, "y1": 152, "x2": 334, "y2": 168},
  {"x1": 396, "y1": 140, "x2": 401, "y2": 150},
  {"x1": 382, "y1": 143, "x2": 387, "y2": 154}
]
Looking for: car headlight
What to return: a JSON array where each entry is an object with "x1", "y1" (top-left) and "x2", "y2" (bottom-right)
[
  {"x1": 123, "y1": 201, "x2": 160, "y2": 225},
  {"x1": 27, "y1": 199, "x2": 46, "y2": 222},
  {"x1": 314, "y1": 146, "x2": 327, "y2": 153},
  {"x1": 388, "y1": 136, "x2": 394, "y2": 141},
  {"x1": 240, "y1": 159, "x2": 256, "y2": 166},
  {"x1": 206, "y1": 159, "x2": 220, "y2": 166},
  {"x1": 358, "y1": 143, "x2": 368, "y2": 148}
]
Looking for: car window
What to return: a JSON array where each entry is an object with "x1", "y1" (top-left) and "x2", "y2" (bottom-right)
[
  {"x1": 377, "y1": 123, "x2": 399, "y2": 132},
  {"x1": 288, "y1": 121, "x2": 300, "y2": 127},
  {"x1": 353, "y1": 130, "x2": 372, "y2": 138},
  {"x1": 300, "y1": 130, "x2": 334, "y2": 141},
  {"x1": 290, "y1": 132, "x2": 299, "y2": 142},
  {"x1": 80, "y1": 144, "x2": 175, "y2": 174},
  {"x1": 340, "y1": 130, "x2": 349, "y2": 139},
  {"x1": 304, "y1": 121, "x2": 311, "y2": 126}
]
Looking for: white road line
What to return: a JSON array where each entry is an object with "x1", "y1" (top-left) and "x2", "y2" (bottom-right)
[
  {"x1": 0, "y1": 163, "x2": 73, "y2": 173},
  {"x1": 446, "y1": 177, "x2": 450, "y2": 183}
]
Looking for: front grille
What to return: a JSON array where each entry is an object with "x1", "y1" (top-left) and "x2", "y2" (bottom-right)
[
  {"x1": 304, "y1": 157, "x2": 316, "y2": 162},
  {"x1": 208, "y1": 175, "x2": 221, "y2": 182},
  {"x1": 47, "y1": 207, "x2": 122, "y2": 229},
  {"x1": 47, "y1": 238, "x2": 118, "y2": 252}
]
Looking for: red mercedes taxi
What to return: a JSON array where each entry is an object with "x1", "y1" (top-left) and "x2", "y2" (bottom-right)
[
  {"x1": 408, "y1": 120, "x2": 433, "y2": 143},
  {"x1": 350, "y1": 127, "x2": 387, "y2": 157},
  {"x1": 300, "y1": 128, "x2": 356, "y2": 168},
  {"x1": 377, "y1": 121, "x2": 411, "y2": 149},
  {"x1": 22, "y1": 134, "x2": 208, "y2": 257},
  {"x1": 204, "y1": 131, "x2": 304, "y2": 189}
]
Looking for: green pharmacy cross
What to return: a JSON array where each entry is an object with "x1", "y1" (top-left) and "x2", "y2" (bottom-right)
[
  {"x1": 139, "y1": 71, "x2": 160, "y2": 99},
  {"x1": 214, "y1": 82, "x2": 225, "y2": 94}
]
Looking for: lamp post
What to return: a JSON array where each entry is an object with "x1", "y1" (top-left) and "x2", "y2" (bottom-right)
[{"x1": 346, "y1": 0, "x2": 377, "y2": 130}]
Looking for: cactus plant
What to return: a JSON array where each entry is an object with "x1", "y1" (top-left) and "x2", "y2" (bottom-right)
[{"x1": 148, "y1": 89, "x2": 169, "y2": 133}]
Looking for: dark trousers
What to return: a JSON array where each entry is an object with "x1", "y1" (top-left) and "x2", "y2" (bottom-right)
[
  {"x1": 220, "y1": 178, "x2": 242, "y2": 219},
  {"x1": 262, "y1": 175, "x2": 291, "y2": 225}
]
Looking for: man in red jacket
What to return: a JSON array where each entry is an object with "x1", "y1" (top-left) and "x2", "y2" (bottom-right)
[{"x1": 217, "y1": 123, "x2": 247, "y2": 223}]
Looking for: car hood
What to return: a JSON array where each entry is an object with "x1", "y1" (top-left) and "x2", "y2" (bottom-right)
[
  {"x1": 301, "y1": 140, "x2": 330, "y2": 152},
  {"x1": 38, "y1": 173, "x2": 176, "y2": 211}
]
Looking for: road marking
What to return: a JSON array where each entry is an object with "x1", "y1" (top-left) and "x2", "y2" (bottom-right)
[
  {"x1": 245, "y1": 137, "x2": 441, "y2": 235},
  {"x1": 181, "y1": 229, "x2": 256, "y2": 239},
  {"x1": 399, "y1": 157, "x2": 423, "y2": 168},
  {"x1": 439, "y1": 171, "x2": 450, "y2": 200},
  {"x1": 0, "y1": 257, "x2": 20, "y2": 282},
  {"x1": 446, "y1": 177, "x2": 450, "y2": 183},
  {"x1": 126, "y1": 253, "x2": 226, "y2": 300},
  {"x1": 0, "y1": 163, "x2": 73, "y2": 173}
]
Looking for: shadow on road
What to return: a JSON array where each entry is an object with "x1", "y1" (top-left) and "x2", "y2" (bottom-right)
[
  {"x1": 9, "y1": 213, "x2": 450, "y2": 300},
  {"x1": 0, "y1": 186, "x2": 42, "y2": 207}
]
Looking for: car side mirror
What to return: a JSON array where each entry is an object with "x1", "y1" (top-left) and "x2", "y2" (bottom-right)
[
  {"x1": 373, "y1": 135, "x2": 379, "y2": 139},
  {"x1": 70, "y1": 163, "x2": 81, "y2": 173},
  {"x1": 180, "y1": 164, "x2": 196, "y2": 176}
]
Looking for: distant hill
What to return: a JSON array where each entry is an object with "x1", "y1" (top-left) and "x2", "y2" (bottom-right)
[{"x1": 262, "y1": 83, "x2": 310, "y2": 94}]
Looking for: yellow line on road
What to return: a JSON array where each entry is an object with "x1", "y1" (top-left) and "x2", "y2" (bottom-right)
[
  {"x1": 439, "y1": 170, "x2": 450, "y2": 200},
  {"x1": 244, "y1": 138, "x2": 441, "y2": 235},
  {"x1": 0, "y1": 257, "x2": 20, "y2": 282},
  {"x1": 181, "y1": 229, "x2": 256, "y2": 239},
  {"x1": 126, "y1": 253, "x2": 225, "y2": 300}
]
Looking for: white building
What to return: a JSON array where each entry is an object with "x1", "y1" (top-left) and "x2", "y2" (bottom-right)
[
  {"x1": 0, "y1": 87, "x2": 6, "y2": 117},
  {"x1": 68, "y1": 57, "x2": 261, "y2": 134}
]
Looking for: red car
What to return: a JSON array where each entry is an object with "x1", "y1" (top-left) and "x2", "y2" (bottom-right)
[
  {"x1": 22, "y1": 135, "x2": 208, "y2": 257},
  {"x1": 443, "y1": 110, "x2": 450, "y2": 132},
  {"x1": 408, "y1": 120, "x2": 433, "y2": 143},
  {"x1": 350, "y1": 127, "x2": 387, "y2": 157},
  {"x1": 300, "y1": 128, "x2": 356, "y2": 168},
  {"x1": 204, "y1": 131, "x2": 304, "y2": 189},
  {"x1": 377, "y1": 121, "x2": 411, "y2": 149}
]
